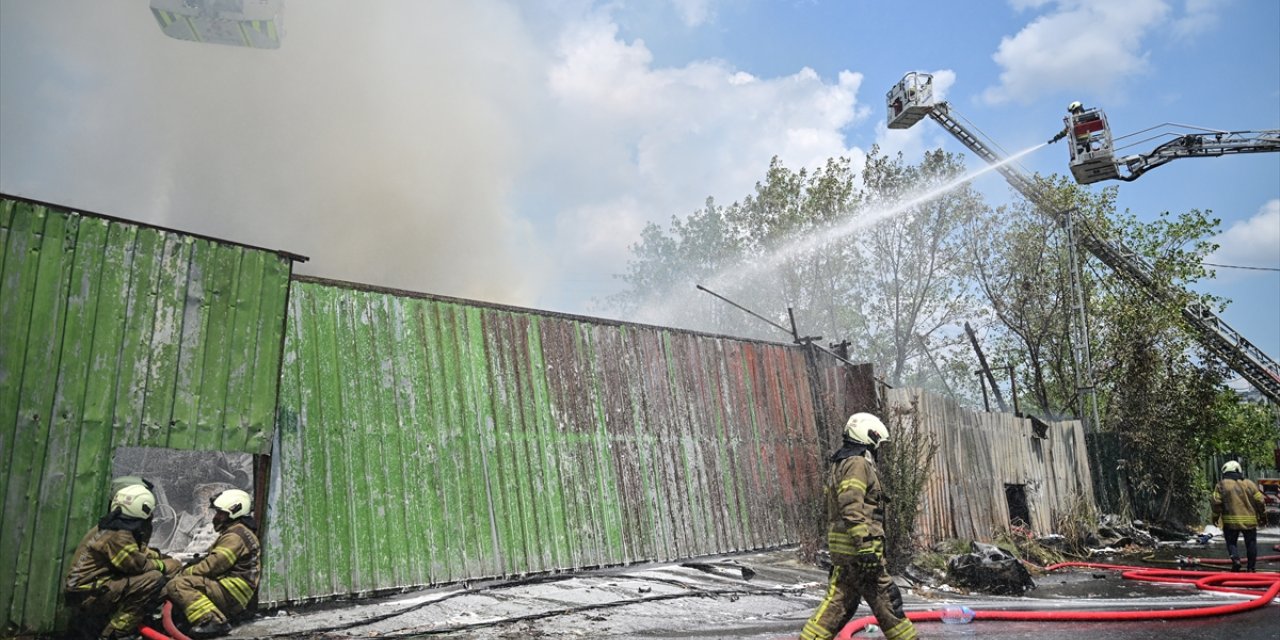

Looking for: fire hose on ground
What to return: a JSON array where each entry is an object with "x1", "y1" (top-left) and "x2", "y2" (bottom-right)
[
  {"x1": 135, "y1": 545, "x2": 1280, "y2": 638},
  {"x1": 841, "y1": 558, "x2": 1280, "y2": 638}
]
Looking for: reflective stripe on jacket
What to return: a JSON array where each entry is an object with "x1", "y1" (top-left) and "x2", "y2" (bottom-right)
[
  {"x1": 824, "y1": 452, "x2": 885, "y2": 563},
  {"x1": 1212, "y1": 475, "x2": 1265, "y2": 530},
  {"x1": 64, "y1": 526, "x2": 164, "y2": 593},
  {"x1": 183, "y1": 521, "x2": 260, "y2": 604}
]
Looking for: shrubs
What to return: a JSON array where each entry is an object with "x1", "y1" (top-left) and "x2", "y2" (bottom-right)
[{"x1": 880, "y1": 402, "x2": 939, "y2": 572}]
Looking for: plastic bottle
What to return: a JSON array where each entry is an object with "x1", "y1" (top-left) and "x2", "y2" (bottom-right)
[{"x1": 940, "y1": 604, "x2": 976, "y2": 624}]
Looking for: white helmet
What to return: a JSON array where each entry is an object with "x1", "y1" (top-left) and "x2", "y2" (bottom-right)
[
  {"x1": 1221, "y1": 460, "x2": 1242, "y2": 474},
  {"x1": 111, "y1": 484, "x2": 156, "y2": 520},
  {"x1": 844, "y1": 413, "x2": 890, "y2": 449},
  {"x1": 211, "y1": 489, "x2": 252, "y2": 519},
  {"x1": 110, "y1": 475, "x2": 153, "y2": 496},
  {"x1": 1068, "y1": 101, "x2": 1084, "y2": 113}
]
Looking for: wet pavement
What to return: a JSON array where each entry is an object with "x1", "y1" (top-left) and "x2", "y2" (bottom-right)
[{"x1": 231, "y1": 527, "x2": 1280, "y2": 639}]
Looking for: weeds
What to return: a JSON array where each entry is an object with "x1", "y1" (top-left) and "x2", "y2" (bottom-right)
[{"x1": 880, "y1": 401, "x2": 939, "y2": 573}]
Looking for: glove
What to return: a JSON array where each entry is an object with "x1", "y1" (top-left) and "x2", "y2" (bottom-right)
[{"x1": 161, "y1": 557, "x2": 183, "y2": 576}]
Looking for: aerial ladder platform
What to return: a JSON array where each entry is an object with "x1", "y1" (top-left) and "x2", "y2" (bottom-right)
[{"x1": 885, "y1": 72, "x2": 1280, "y2": 405}]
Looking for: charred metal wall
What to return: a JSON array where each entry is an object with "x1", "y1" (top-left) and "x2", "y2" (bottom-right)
[
  {"x1": 263, "y1": 278, "x2": 848, "y2": 604},
  {"x1": 0, "y1": 197, "x2": 294, "y2": 633},
  {"x1": 890, "y1": 388, "x2": 1094, "y2": 543}
]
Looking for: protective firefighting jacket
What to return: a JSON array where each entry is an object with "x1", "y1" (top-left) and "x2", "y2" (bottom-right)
[
  {"x1": 182, "y1": 520, "x2": 261, "y2": 608},
  {"x1": 64, "y1": 521, "x2": 169, "y2": 593},
  {"x1": 1212, "y1": 472, "x2": 1266, "y2": 530},
  {"x1": 824, "y1": 445, "x2": 886, "y2": 563}
]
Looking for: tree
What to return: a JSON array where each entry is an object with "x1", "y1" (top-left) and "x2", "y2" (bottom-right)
[
  {"x1": 610, "y1": 149, "x2": 985, "y2": 392},
  {"x1": 855, "y1": 149, "x2": 986, "y2": 387},
  {"x1": 1064, "y1": 204, "x2": 1229, "y2": 522},
  {"x1": 963, "y1": 176, "x2": 1117, "y2": 417}
]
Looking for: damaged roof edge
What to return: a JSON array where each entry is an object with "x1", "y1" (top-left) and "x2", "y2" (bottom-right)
[
  {"x1": 291, "y1": 274, "x2": 818, "y2": 349},
  {"x1": 0, "y1": 192, "x2": 310, "y2": 263}
]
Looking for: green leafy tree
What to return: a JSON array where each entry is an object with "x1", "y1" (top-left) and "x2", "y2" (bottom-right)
[
  {"x1": 611, "y1": 149, "x2": 984, "y2": 392},
  {"x1": 963, "y1": 176, "x2": 1117, "y2": 416}
]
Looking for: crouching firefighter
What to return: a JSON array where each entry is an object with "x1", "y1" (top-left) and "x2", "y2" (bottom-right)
[
  {"x1": 801, "y1": 413, "x2": 917, "y2": 640},
  {"x1": 64, "y1": 483, "x2": 184, "y2": 639},
  {"x1": 163, "y1": 489, "x2": 260, "y2": 638}
]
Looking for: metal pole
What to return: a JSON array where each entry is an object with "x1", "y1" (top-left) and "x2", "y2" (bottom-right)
[
  {"x1": 694, "y1": 284, "x2": 794, "y2": 337},
  {"x1": 915, "y1": 333, "x2": 959, "y2": 402},
  {"x1": 1063, "y1": 208, "x2": 1115, "y2": 513},
  {"x1": 975, "y1": 371, "x2": 990, "y2": 412},
  {"x1": 1063, "y1": 209, "x2": 1101, "y2": 431},
  {"x1": 1007, "y1": 364, "x2": 1020, "y2": 416}
]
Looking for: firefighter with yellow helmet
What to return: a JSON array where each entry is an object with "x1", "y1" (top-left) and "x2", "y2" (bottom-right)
[
  {"x1": 801, "y1": 413, "x2": 917, "y2": 640},
  {"x1": 163, "y1": 488, "x2": 260, "y2": 638},
  {"x1": 64, "y1": 483, "x2": 183, "y2": 639},
  {"x1": 1212, "y1": 460, "x2": 1266, "y2": 572}
]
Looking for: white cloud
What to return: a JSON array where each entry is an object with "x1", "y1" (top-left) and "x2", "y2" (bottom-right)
[
  {"x1": 541, "y1": 15, "x2": 871, "y2": 303},
  {"x1": 1209, "y1": 199, "x2": 1280, "y2": 273},
  {"x1": 1172, "y1": 0, "x2": 1225, "y2": 39},
  {"x1": 670, "y1": 0, "x2": 715, "y2": 27},
  {"x1": 982, "y1": 0, "x2": 1170, "y2": 105}
]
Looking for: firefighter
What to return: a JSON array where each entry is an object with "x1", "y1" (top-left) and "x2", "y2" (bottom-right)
[
  {"x1": 64, "y1": 483, "x2": 183, "y2": 640},
  {"x1": 163, "y1": 488, "x2": 260, "y2": 638},
  {"x1": 1212, "y1": 460, "x2": 1266, "y2": 572},
  {"x1": 1050, "y1": 101, "x2": 1088, "y2": 144},
  {"x1": 801, "y1": 413, "x2": 917, "y2": 640}
]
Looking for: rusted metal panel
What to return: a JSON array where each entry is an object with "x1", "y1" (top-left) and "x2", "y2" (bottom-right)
[
  {"x1": 886, "y1": 388, "x2": 1094, "y2": 543},
  {"x1": 265, "y1": 278, "x2": 849, "y2": 604},
  {"x1": 0, "y1": 197, "x2": 295, "y2": 634}
]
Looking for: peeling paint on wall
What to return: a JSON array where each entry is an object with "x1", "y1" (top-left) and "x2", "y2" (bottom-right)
[
  {"x1": 0, "y1": 197, "x2": 294, "y2": 633},
  {"x1": 263, "y1": 278, "x2": 852, "y2": 604}
]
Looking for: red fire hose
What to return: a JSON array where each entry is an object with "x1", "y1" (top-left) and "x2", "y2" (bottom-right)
[
  {"x1": 138, "y1": 601, "x2": 194, "y2": 640},
  {"x1": 838, "y1": 561, "x2": 1280, "y2": 638}
]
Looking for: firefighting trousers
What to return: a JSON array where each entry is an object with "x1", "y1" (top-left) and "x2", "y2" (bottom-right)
[
  {"x1": 162, "y1": 575, "x2": 246, "y2": 625},
  {"x1": 801, "y1": 563, "x2": 917, "y2": 640},
  {"x1": 65, "y1": 570, "x2": 167, "y2": 637}
]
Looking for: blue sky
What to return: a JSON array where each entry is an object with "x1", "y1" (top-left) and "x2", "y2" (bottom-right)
[{"x1": 2, "y1": 0, "x2": 1277, "y2": 362}]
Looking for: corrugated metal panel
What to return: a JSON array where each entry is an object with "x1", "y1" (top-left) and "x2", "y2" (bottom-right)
[
  {"x1": 264, "y1": 279, "x2": 839, "y2": 604},
  {"x1": 0, "y1": 197, "x2": 294, "y2": 634},
  {"x1": 886, "y1": 388, "x2": 1094, "y2": 543}
]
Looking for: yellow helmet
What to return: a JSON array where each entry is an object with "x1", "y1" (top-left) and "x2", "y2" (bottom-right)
[
  {"x1": 111, "y1": 484, "x2": 156, "y2": 520},
  {"x1": 843, "y1": 413, "x2": 890, "y2": 449},
  {"x1": 211, "y1": 489, "x2": 252, "y2": 519},
  {"x1": 1221, "y1": 460, "x2": 1242, "y2": 474}
]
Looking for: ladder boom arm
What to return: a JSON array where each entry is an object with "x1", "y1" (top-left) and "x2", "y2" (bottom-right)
[
  {"x1": 1118, "y1": 130, "x2": 1280, "y2": 181},
  {"x1": 928, "y1": 102, "x2": 1280, "y2": 403}
]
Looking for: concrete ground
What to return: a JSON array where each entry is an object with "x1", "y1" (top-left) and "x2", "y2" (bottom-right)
[{"x1": 230, "y1": 527, "x2": 1279, "y2": 640}]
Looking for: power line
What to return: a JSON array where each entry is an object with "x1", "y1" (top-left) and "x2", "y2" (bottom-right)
[{"x1": 1202, "y1": 261, "x2": 1280, "y2": 272}]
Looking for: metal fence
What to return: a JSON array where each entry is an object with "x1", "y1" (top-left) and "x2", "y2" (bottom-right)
[
  {"x1": 262, "y1": 277, "x2": 857, "y2": 604},
  {"x1": 888, "y1": 388, "x2": 1094, "y2": 543},
  {"x1": 0, "y1": 197, "x2": 295, "y2": 633}
]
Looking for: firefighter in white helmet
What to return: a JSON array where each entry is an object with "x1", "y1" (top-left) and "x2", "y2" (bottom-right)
[
  {"x1": 1212, "y1": 460, "x2": 1266, "y2": 572},
  {"x1": 801, "y1": 413, "x2": 917, "y2": 640},
  {"x1": 65, "y1": 484, "x2": 183, "y2": 639},
  {"x1": 163, "y1": 488, "x2": 260, "y2": 638}
]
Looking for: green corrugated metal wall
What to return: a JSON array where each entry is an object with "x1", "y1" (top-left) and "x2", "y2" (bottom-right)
[
  {"x1": 264, "y1": 278, "x2": 834, "y2": 603},
  {"x1": 0, "y1": 197, "x2": 294, "y2": 633}
]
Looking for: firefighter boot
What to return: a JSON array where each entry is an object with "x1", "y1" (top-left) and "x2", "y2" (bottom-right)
[{"x1": 188, "y1": 620, "x2": 232, "y2": 638}]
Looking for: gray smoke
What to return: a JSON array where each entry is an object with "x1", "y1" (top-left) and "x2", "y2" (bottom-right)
[{"x1": 1, "y1": 1, "x2": 548, "y2": 304}]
